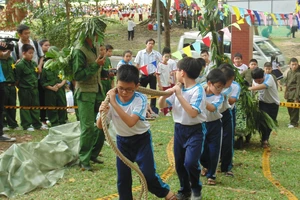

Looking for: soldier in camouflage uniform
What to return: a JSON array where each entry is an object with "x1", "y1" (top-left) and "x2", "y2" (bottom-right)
[{"x1": 285, "y1": 58, "x2": 300, "y2": 128}]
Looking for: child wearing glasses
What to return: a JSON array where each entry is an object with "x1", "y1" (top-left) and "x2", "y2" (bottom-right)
[
  {"x1": 158, "y1": 57, "x2": 206, "y2": 200},
  {"x1": 97, "y1": 64, "x2": 177, "y2": 200},
  {"x1": 200, "y1": 69, "x2": 226, "y2": 185}
]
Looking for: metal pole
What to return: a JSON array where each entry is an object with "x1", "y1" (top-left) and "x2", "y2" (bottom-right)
[{"x1": 156, "y1": 0, "x2": 161, "y2": 53}]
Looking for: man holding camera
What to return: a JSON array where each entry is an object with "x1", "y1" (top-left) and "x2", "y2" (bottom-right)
[{"x1": 0, "y1": 44, "x2": 16, "y2": 141}]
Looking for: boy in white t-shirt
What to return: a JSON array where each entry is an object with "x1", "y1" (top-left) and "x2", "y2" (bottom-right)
[
  {"x1": 158, "y1": 57, "x2": 206, "y2": 200},
  {"x1": 233, "y1": 53, "x2": 248, "y2": 74},
  {"x1": 97, "y1": 65, "x2": 176, "y2": 200},
  {"x1": 249, "y1": 68, "x2": 279, "y2": 148},
  {"x1": 200, "y1": 69, "x2": 226, "y2": 186},
  {"x1": 156, "y1": 52, "x2": 172, "y2": 115},
  {"x1": 218, "y1": 64, "x2": 237, "y2": 177}
]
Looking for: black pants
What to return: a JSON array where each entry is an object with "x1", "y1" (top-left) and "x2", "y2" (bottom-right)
[
  {"x1": 38, "y1": 79, "x2": 47, "y2": 122},
  {"x1": 259, "y1": 101, "x2": 279, "y2": 142},
  {"x1": 128, "y1": 30, "x2": 134, "y2": 40},
  {"x1": 0, "y1": 82, "x2": 4, "y2": 135},
  {"x1": 140, "y1": 74, "x2": 157, "y2": 107}
]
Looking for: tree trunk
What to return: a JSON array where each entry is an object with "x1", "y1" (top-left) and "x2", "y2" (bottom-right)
[
  {"x1": 65, "y1": 0, "x2": 71, "y2": 46},
  {"x1": 163, "y1": 0, "x2": 171, "y2": 49}
]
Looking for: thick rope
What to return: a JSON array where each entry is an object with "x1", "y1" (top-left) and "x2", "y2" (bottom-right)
[{"x1": 100, "y1": 86, "x2": 172, "y2": 200}]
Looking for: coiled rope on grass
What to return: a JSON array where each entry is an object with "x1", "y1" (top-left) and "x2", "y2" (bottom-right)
[{"x1": 100, "y1": 86, "x2": 172, "y2": 200}]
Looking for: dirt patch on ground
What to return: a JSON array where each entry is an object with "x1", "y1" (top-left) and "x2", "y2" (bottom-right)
[{"x1": 0, "y1": 134, "x2": 33, "y2": 154}]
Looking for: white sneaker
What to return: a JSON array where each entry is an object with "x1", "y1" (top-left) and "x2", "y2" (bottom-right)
[
  {"x1": 3, "y1": 127, "x2": 10, "y2": 131},
  {"x1": 39, "y1": 126, "x2": 49, "y2": 130},
  {"x1": 166, "y1": 113, "x2": 172, "y2": 116},
  {"x1": 288, "y1": 124, "x2": 295, "y2": 128},
  {"x1": 26, "y1": 127, "x2": 35, "y2": 132}
]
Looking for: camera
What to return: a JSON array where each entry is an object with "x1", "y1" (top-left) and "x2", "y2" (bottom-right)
[
  {"x1": 109, "y1": 68, "x2": 117, "y2": 76},
  {"x1": 0, "y1": 38, "x2": 18, "y2": 51}
]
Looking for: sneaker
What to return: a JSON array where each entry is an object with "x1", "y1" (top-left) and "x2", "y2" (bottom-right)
[
  {"x1": 191, "y1": 193, "x2": 202, "y2": 200},
  {"x1": 41, "y1": 123, "x2": 48, "y2": 128},
  {"x1": 288, "y1": 124, "x2": 295, "y2": 128},
  {"x1": 166, "y1": 113, "x2": 172, "y2": 116},
  {"x1": 39, "y1": 126, "x2": 49, "y2": 130},
  {"x1": 0, "y1": 135, "x2": 16, "y2": 142},
  {"x1": 13, "y1": 127, "x2": 22, "y2": 131},
  {"x1": 3, "y1": 127, "x2": 10, "y2": 131},
  {"x1": 26, "y1": 127, "x2": 35, "y2": 132},
  {"x1": 176, "y1": 192, "x2": 191, "y2": 200}
]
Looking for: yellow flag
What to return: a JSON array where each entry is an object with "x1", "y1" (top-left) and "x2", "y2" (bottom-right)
[
  {"x1": 270, "y1": 13, "x2": 278, "y2": 24},
  {"x1": 186, "y1": 0, "x2": 191, "y2": 6},
  {"x1": 232, "y1": 6, "x2": 241, "y2": 20},
  {"x1": 231, "y1": 23, "x2": 241, "y2": 30},
  {"x1": 183, "y1": 46, "x2": 192, "y2": 57},
  {"x1": 237, "y1": 18, "x2": 244, "y2": 24}
]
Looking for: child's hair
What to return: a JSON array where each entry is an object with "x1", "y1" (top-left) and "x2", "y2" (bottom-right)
[
  {"x1": 289, "y1": 57, "x2": 298, "y2": 63},
  {"x1": 249, "y1": 58, "x2": 258, "y2": 64},
  {"x1": 182, "y1": 53, "x2": 187, "y2": 58},
  {"x1": 17, "y1": 24, "x2": 30, "y2": 34},
  {"x1": 234, "y1": 52, "x2": 242, "y2": 59},
  {"x1": 218, "y1": 63, "x2": 235, "y2": 81},
  {"x1": 146, "y1": 38, "x2": 155, "y2": 44},
  {"x1": 22, "y1": 44, "x2": 34, "y2": 53},
  {"x1": 251, "y1": 68, "x2": 264, "y2": 79},
  {"x1": 162, "y1": 47, "x2": 171, "y2": 54},
  {"x1": 264, "y1": 62, "x2": 272, "y2": 68},
  {"x1": 39, "y1": 39, "x2": 49, "y2": 46},
  {"x1": 117, "y1": 64, "x2": 139, "y2": 85},
  {"x1": 206, "y1": 68, "x2": 226, "y2": 85},
  {"x1": 177, "y1": 57, "x2": 204, "y2": 79},
  {"x1": 122, "y1": 50, "x2": 132, "y2": 57},
  {"x1": 196, "y1": 57, "x2": 206, "y2": 68},
  {"x1": 200, "y1": 50, "x2": 209, "y2": 55},
  {"x1": 106, "y1": 44, "x2": 114, "y2": 51}
]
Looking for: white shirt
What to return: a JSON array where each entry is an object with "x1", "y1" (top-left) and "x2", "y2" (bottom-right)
[
  {"x1": 230, "y1": 81, "x2": 241, "y2": 108},
  {"x1": 219, "y1": 86, "x2": 232, "y2": 113},
  {"x1": 116, "y1": 60, "x2": 133, "y2": 70},
  {"x1": 234, "y1": 64, "x2": 248, "y2": 74},
  {"x1": 156, "y1": 62, "x2": 171, "y2": 87},
  {"x1": 168, "y1": 58, "x2": 177, "y2": 84},
  {"x1": 134, "y1": 49, "x2": 162, "y2": 74},
  {"x1": 196, "y1": 61, "x2": 215, "y2": 83},
  {"x1": 15, "y1": 39, "x2": 44, "y2": 64},
  {"x1": 128, "y1": 20, "x2": 136, "y2": 31},
  {"x1": 166, "y1": 83, "x2": 207, "y2": 125},
  {"x1": 201, "y1": 82, "x2": 224, "y2": 122},
  {"x1": 101, "y1": 92, "x2": 150, "y2": 137},
  {"x1": 252, "y1": 74, "x2": 280, "y2": 105}
]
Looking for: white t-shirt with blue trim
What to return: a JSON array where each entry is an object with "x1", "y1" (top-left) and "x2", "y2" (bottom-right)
[
  {"x1": 252, "y1": 74, "x2": 280, "y2": 105},
  {"x1": 166, "y1": 83, "x2": 206, "y2": 125},
  {"x1": 99, "y1": 92, "x2": 150, "y2": 137},
  {"x1": 230, "y1": 81, "x2": 241, "y2": 109}
]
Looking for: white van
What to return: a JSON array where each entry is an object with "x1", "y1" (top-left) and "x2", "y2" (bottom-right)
[{"x1": 177, "y1": 31, "x2": 287, "y2": 69}]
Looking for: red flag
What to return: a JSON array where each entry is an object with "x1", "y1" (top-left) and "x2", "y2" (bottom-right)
[
  {"x1": 139, "y1": 65, "x2": 148, "y2": 76},
  {"x1": 202, "y1": 36, "x2": 211, "y2": 47},
  {"x1": 246, "y1": 9, "x2": 255, "y2": 23},
  {"x1": 175, "y1": 0, "x2": 180, "y2": 10}
]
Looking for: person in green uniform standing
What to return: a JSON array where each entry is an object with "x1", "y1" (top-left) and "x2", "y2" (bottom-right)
[
  {"x1": 100, "y1": 44, "x2": 115, "y2": 100},
  {"x1": 0, "y1": 48, "x2": 19, "y2": 130},
  {"x1": 15, "y1": 44, "x2": 46, "y2": 131},
  {"x1": 285, "y1": 58, "x2": 300, "y2": 128},
  {"x1": 72, "y1": 17, "x2": 107, "y2": 171},
  {"x1": 40, "y1": 46, "x2": 67, "y2": 127}
]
